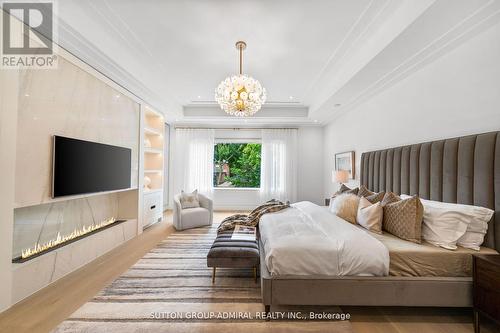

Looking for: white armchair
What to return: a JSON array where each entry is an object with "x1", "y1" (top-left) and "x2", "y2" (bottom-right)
[{"x1": 173, "y1": 193, "x2": 213, "y2": 230}]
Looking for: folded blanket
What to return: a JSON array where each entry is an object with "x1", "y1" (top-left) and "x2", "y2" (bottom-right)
[{"x1": 217, "y1": 199, "x2": 290, "y2": 233}]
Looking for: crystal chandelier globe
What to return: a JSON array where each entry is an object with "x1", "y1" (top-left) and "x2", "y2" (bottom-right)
[{"x1": 215, "y1": 41, "x2": 267, "y2": 117}]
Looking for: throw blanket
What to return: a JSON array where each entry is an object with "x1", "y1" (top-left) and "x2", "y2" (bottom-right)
[{"x1": 217, "y1": 199, "x2": 290, "y2": 233}]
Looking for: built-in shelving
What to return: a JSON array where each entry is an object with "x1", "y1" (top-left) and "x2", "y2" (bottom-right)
[{"x1": 141, "y1": 106, "x2": 165, "y2": 230}]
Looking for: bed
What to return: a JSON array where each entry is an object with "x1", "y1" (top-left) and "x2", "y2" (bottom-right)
[{"x1": 260, "y1": 131, "x2": 500, "y2": 310}]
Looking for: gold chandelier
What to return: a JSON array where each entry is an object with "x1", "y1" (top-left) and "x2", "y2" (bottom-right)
[{"x1": 215, "y1": 41, "x2": 267, "y2": 117}]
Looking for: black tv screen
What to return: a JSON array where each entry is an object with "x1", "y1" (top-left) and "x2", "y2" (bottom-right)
[{"x1": 52, "y1": 136, "x2": 132, "y2": 197}]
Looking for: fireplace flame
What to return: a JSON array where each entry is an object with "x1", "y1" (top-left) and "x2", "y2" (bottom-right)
[{"x1": 21, "y1": 217, "x2": 117, "y2": 259}]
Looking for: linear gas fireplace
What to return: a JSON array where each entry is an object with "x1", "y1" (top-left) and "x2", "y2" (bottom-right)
[
  {"x1": 12, "y1": 192, "x2": 130, "y2": 264},
  {"x1": 12, "y1": 217, "x2": 126, "y2": 263}
]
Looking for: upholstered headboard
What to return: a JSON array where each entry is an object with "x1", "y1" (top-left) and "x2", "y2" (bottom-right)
[{"x1": 360, "y1": 131, "x2": 500, "y2": 251}]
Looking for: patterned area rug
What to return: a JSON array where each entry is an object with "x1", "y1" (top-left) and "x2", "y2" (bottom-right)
[{"x1": 53, "y1": 223, "x2": 353, "y2": 332}]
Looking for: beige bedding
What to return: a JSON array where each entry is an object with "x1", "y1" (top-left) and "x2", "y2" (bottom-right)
[{"x1": 369, "y1": 231, "x2": 498, "y2": 277}]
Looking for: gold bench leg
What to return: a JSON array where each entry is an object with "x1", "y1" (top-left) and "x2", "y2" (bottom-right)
[
  {"x1": 212, "y1": 267, "x2": 216, "y2": 283},
  {"x1": 253, "y1": 267, "x2": 257, "y2": 283}
]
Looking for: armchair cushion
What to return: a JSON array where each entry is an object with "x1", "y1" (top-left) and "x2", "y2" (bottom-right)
[{"x1": 179, "y1": 207, "x2": 211, "y2": 230}]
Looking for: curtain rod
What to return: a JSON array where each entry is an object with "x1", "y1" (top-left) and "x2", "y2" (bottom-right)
[{"x1": 174, "y1": 127, "x2": 299, "y2": 130}]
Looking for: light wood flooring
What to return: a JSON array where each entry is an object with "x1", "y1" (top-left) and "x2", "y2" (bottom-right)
[{"x1": 0, "y1": 211, "x2": 497, "y2": 333}]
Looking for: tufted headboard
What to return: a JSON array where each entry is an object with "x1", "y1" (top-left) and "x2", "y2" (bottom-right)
[{"x1": 360, "y1": 131, "x2": 500, "y2": 251}]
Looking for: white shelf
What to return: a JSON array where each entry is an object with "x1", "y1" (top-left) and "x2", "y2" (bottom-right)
[
  {"x1": 145, "y1": 126, "x2": 162, "y2": 136},
  {"x1": 144, "y1": 188, "x2": 162, "y2": 194},
  {"x1": 141, "y1": 105, "x2": 165, "y2": 232},
  {"x1": 144, "y1": 169, "x2": 162, "y2": 173},
  {"x1": 144, "y1": 148, "x2": 163, "y2": 154}
]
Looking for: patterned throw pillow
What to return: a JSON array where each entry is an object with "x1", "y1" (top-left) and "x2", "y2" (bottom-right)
[
  {"x1": 365, "y1": 191, "x2": 385, "y2": 204},
  {"x1": 381, "y1": 192, "x2": 401, "y2": 206},
  {"x1": 383, "y1": 195, "x2": 424, "y2": 244},
  {"x1": 358, "y1": 185, "x2": 374, "y2": 198},
  {"x1": 331, "y1": 184, "x2": 359, "y2": 199},
  {"x1": 180, "y1": 189, "x2": 200, "y2": 209}
]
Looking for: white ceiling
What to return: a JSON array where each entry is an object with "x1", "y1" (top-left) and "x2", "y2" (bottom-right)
[{"x1": 50, "y1": 0, "x2": 500, "y2": 125}]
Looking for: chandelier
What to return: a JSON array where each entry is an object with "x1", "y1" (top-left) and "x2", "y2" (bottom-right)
[{"x1": 215, "y1": 41, "x2": 267, "y2": 117}]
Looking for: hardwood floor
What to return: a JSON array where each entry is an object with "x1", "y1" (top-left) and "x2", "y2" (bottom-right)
[
  {"x1": 0, "y1": 212, "x2": 176, "y2": 333},
  {"x1": 345, "y1": 306, "x2": 497, "y2": 333},
  {"x1": 0, "y1": 210, "x2": 495, "y2": 333}
]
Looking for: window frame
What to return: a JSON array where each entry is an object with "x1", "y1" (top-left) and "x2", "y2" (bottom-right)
[{"x1": 213, "y1": 139, "x2": 262, "y2": 190}]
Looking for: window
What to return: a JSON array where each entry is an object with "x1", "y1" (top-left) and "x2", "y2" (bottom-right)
[{"x1": 213, "y1": 143, "x2": 261, "y2": 188}]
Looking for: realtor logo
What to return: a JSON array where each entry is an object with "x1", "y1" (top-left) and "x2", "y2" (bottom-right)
[{"x1": 1, "y1": 1, "x2": 57, "y2": 68}]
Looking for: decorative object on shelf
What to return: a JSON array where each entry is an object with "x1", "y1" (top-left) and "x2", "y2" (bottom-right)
[
  {"x1": 144, "y1": 175, "x2": 151, "y2": 190},
  {"x1": 144, "y1": 137, "x2": 152, "y2": 148},
  {"x1": 335, "y1": 151, "x2": 355, "y2": 179},
  {"x1": 215, "y1": 41, "x2": 267, "y2": 117}
]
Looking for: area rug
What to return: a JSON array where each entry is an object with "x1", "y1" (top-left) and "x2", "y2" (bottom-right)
[{"x1": 53, "y1": 222, "x2": 353, "y2": 332}]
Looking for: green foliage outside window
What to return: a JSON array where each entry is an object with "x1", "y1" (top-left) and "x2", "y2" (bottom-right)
[{"x1": 214, "y1": 143, "x2": 261, "y2": 188}]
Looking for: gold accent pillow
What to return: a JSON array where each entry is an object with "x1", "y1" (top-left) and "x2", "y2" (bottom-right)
[
  {"x1": 383, "y1": 195, "x2": 424, "y2": 244},
  {"x1": 330, "y1": 193, "x2": 360, "y2": 224}
]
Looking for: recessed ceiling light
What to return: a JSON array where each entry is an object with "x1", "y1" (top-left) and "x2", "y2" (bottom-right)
[
  {"x1": 24, "y1": 93, "x2": 30, "y2": 97},
  {"x1": 197, "y1": 95, "x2": 201, "y2": 99},
  {"x1": 289, "y1": 96, "x2": 294, "y2": 100},
  {"x1": 314, "y1": 120, "x2": 318, "y2": 123},
  {"x1": 334, "y1": 103, "x2": 341, "y2": 107},
  {"x1": 115, "y1": 95, "x2": 120, "y2": 98}
]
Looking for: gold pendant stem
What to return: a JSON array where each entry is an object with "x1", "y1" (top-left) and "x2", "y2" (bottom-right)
[
  {"x1": 239, "y1": 45, "x2": 242, "y2": 75},
  {"x1": 235, "y1": 40, "x2": 246, "y2": 75}
]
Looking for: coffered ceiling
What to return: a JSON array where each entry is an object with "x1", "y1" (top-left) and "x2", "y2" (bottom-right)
[{"x1": 50, "y1": 0, "x2": 500, "y2": 126}]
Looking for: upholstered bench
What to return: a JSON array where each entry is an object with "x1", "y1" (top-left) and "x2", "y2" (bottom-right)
[{"x1": 207, "y1": 230, "x2": 259, "y2": 283}]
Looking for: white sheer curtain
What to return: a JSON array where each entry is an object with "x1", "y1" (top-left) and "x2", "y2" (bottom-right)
[
  {"x1": 260, "y1": 129, "x2": 298, "y2": 203},
  {"x1": 173, "y1": 129, "x2": 215, "y2": 198}
]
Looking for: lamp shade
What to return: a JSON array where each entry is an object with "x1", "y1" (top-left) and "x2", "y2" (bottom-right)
[{"x1": 332, "y1": 170, "x2": 349, "y2": 183}]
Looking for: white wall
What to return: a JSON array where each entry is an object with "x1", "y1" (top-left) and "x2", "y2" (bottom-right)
[
  {"x1": 323, "y1": 22, "x2": 500, "y2": 197},
  {"x1": 297, "y1": 127, "x2": 324, "y2": 205},
  {"x1": 0, "y1": 67, "x2": 18, "y2": 312}
]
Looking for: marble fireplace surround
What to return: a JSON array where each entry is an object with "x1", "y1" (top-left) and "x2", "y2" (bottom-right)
[
  {"x1": 10, "y1": 45, "x2": 143, "y2": 304},
  {"x1": 11, "y1": 217, "x2": 137, "y2": 304}
]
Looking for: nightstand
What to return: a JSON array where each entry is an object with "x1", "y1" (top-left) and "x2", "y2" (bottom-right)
[{"x1": 473, "y1": 254, "x2": 500, "y2": 333}]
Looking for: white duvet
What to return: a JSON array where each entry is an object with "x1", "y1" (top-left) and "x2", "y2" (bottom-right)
[{"x1": 259, "y1": 201, "x2": 389, "y2": 277}]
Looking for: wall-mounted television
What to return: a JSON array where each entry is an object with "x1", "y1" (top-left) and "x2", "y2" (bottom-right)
[{"x1": 52, "y1": 136, "x2": 132, "y2": 198}]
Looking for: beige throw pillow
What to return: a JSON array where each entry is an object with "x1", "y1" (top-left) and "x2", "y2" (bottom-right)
[
  {"x1": 357, "y1": 197, "x2": 383, "y2": 234},
  {"x1": 330, "y1": 193, "x2": 360, "y2": 224},
  {"x1": 180, "y1": 190, "x2": 200, "y2": 209},
  {"x1": 383, "y1": 195, "x2": 424, "y2": 244}
]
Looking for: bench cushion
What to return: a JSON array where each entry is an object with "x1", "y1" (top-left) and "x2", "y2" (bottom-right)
[{"x1": 207, "y1": 231, "x2": 260, "y2": 268}]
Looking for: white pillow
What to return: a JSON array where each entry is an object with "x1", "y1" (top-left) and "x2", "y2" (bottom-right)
[
  {"x1": 330, "y1": 193, "x2": 360, "y2": 224},
  {"x1": 356, "y1": 197, "x2": 383, "y2": 234},
  {"x1": 180, "y1": 189, "x2": 200, "y2": 209},
  {"x1": 401, "y1": 195, "x2": 494, "y2": 250}
]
